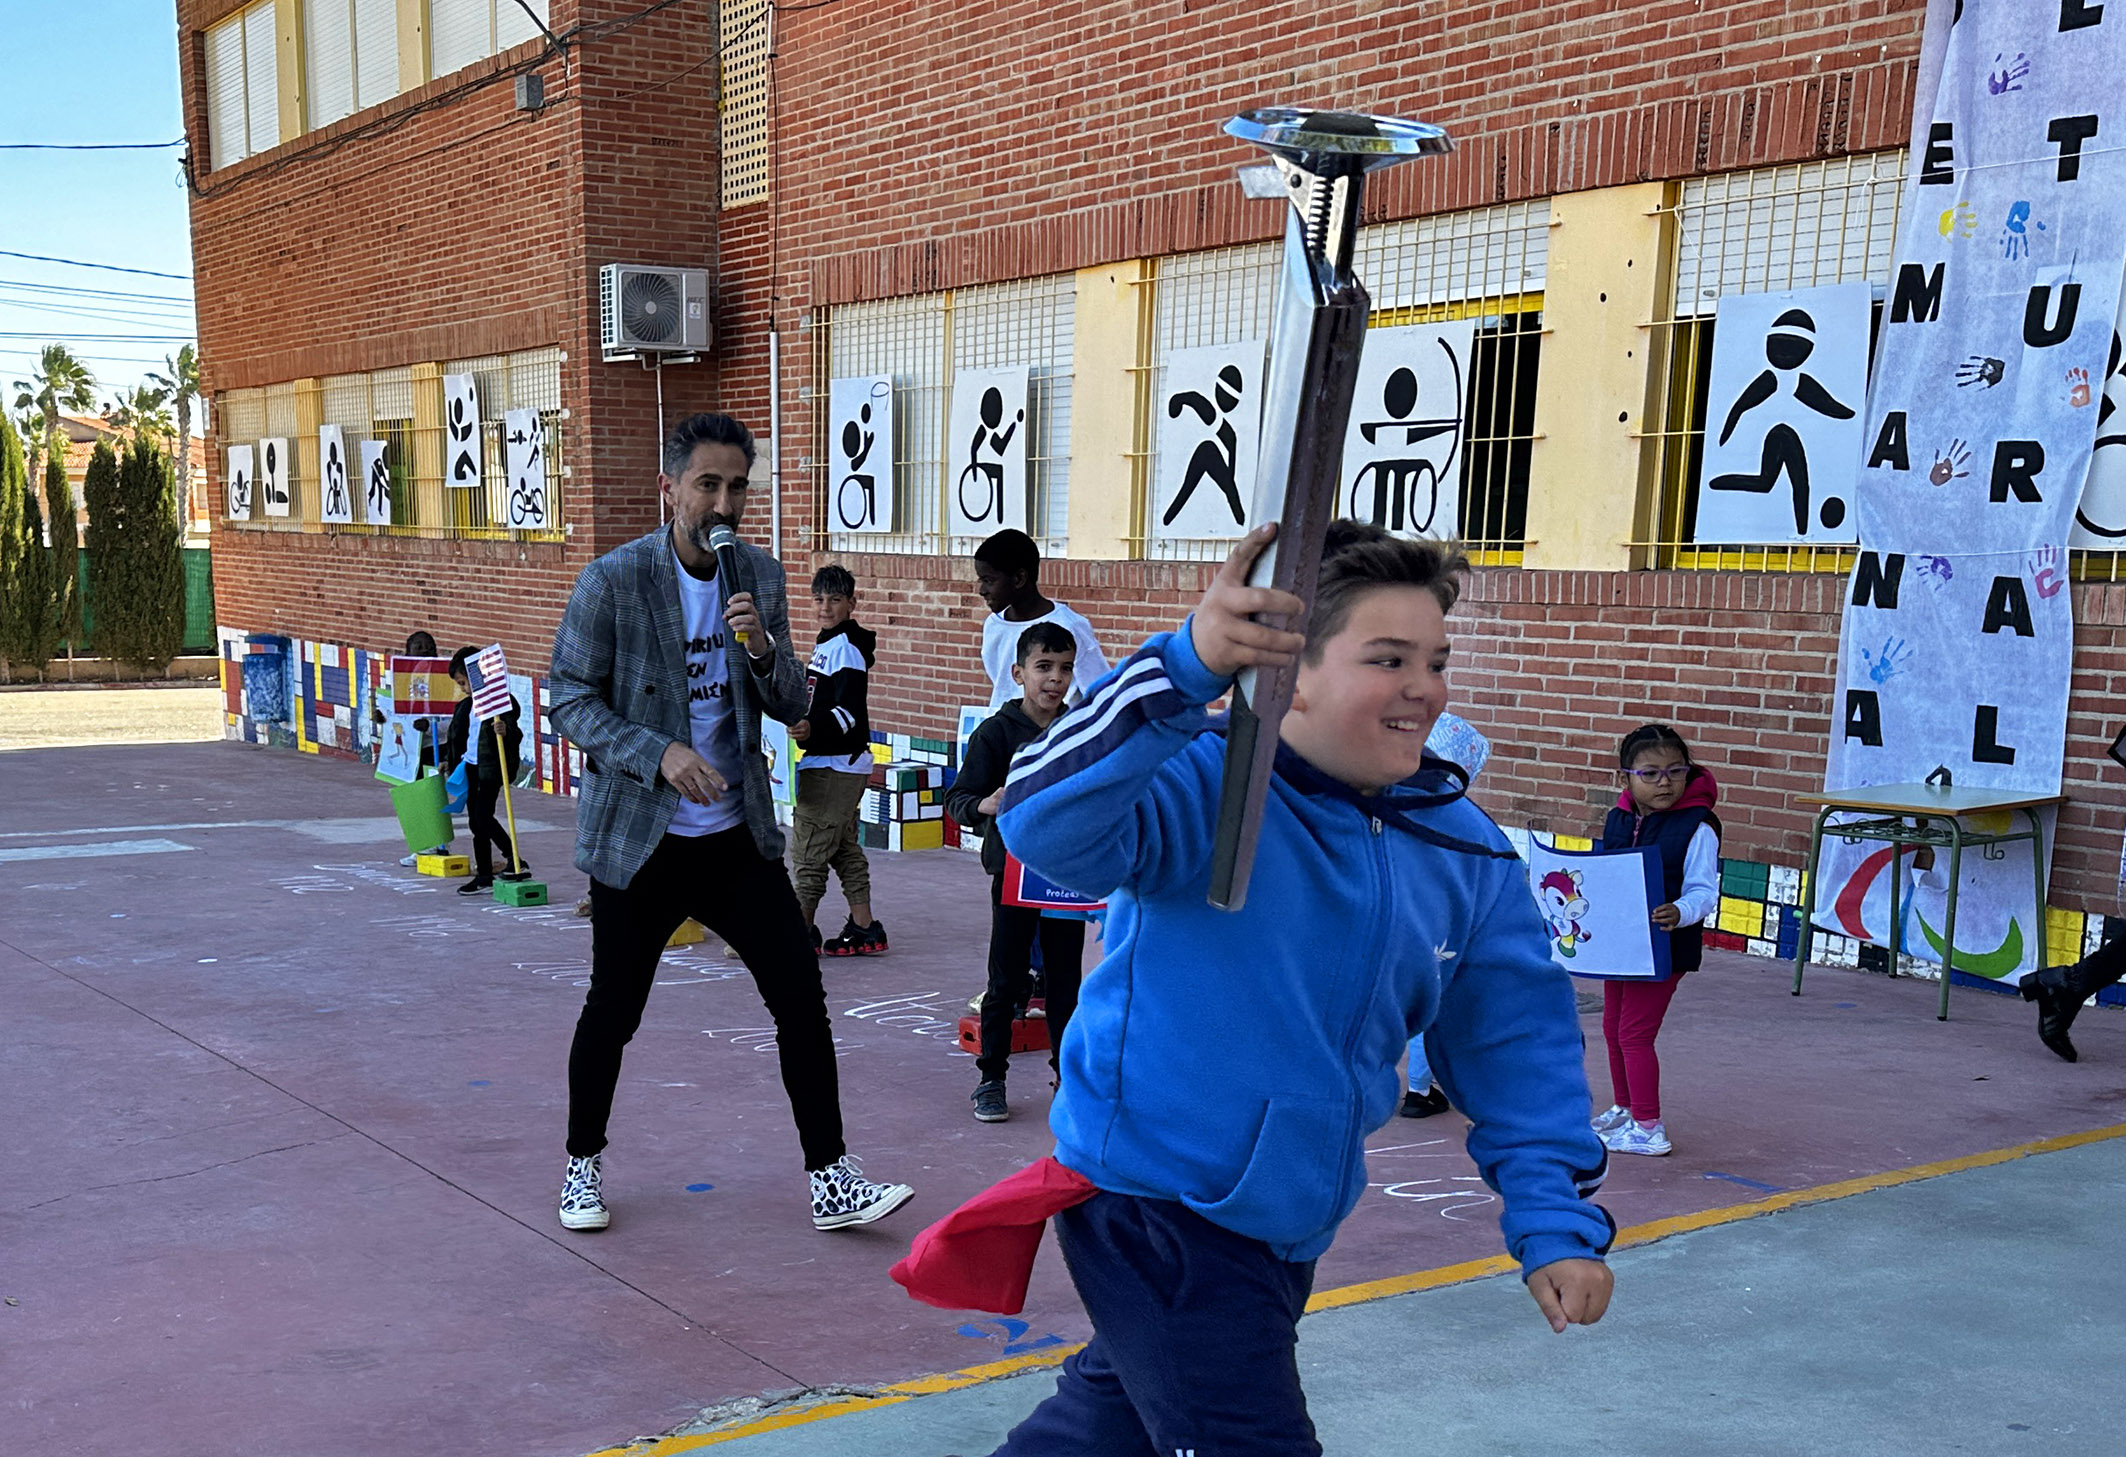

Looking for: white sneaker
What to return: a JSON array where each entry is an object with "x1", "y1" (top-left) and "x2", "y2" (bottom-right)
[
  {"x1": 559, "y1": 1154, "x2": 610, "y2": 1230},
  {"x1": 399, "y1": 853, "x2": 419, "y2": 868},
  {"x1": 1591, "y1": 1104, "x2": 1632, "y2": 1135},
  {"x1": 1606, "y1": 1118, "x2": 1671, "y2": 1157},
  {"x1": 809, "y1": 1154, "x2": 914, "y2": 1230}
]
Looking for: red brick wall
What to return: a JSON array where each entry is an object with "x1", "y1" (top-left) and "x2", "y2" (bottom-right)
[{"x1": 181, "y1": 0, "x2": 725, "y2": 674}]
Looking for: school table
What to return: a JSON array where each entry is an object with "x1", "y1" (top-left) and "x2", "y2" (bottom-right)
[{"x1": 1791, "y1": 784, "x2": 2067, "y2": 1020}]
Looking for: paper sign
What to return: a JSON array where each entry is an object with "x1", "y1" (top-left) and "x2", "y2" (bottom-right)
[
  {"x1": 1525, "y1": 838, "x2": 1671, "y2": 981},
  {"x1": 1003, "y1": 852, "x2": 1106, "y2": 912}
]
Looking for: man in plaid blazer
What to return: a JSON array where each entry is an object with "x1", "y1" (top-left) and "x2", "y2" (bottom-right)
[{"x1": 547, "y1": 412, "x2": 913, "y2": 1236}]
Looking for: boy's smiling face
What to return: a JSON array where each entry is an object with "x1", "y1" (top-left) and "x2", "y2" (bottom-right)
[
  {"x1": 1014, "y1": 647, "x2": 1076, "y2": 716},
  {"x1": 1280, "y1": 585, "x2": 1450, "y2": 795},
  {"x1": 815, "y1": 591, "x2": 855, "y2": 630}
]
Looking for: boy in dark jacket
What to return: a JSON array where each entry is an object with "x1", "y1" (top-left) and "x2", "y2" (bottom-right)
[
  {"x1": 792, "y1": 566, "x2": 887, "y2": 955},
  {"x1": 946, "y1": 621, "x2": 1083, "y2": 1124},
  {"x1": 444, "y1": 645, "x2": 526, "y2": 895}
]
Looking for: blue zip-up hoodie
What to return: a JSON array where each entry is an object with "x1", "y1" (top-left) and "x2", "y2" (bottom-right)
[{"x1": 997, "y1": 626, "x2": 1613, "y2": 1271}]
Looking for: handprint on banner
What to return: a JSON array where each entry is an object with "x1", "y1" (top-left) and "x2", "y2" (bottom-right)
[
  {"x1": 1858, "y1": 636, "x2": 1913, "y2": 685},
  {"x1": 2000, "y1": 201, "x2": 2046, "y2": 262},
  {"x1": 1987, "y1": 52, "x2": 2030, "y2": 95},
  {"x1": 1938, "y1": 202, "x2": 1977, "y2": 238},
  {"x1": 1930, "y1": 439, "x2": 1972, "y2": 485},
  {"x1": 1954, "y1": 355, "x2": 2005, "y2": 389},
  {"x1": 2069, "y1": 367, "x2": 2093, "y2": 408},
  {"x1": 1915, "y1": 555, "x2": 1955, "y2": 593},
  {"x1": 2028, "y1": 543, "x2": 2067, "y2": 600}
]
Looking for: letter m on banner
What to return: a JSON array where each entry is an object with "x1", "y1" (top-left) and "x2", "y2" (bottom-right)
[{"x1": 468, "y1": 644, "x2": 512, "y2": 721}]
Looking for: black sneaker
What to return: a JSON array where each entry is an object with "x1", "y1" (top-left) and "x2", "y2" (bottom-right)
[
  {"x1": 824, "y1": 917, "x2": 889, "y2": 957},
  {"x1": 1400, "y1": 1085, "x2": 1451, "y2": 1119},
  {"x1": 457, "y1": 877, "x2": 494, "y2": 897},
  {"x1": 972, "y1": 1080, "x2": 1009, "y2": 1123}
]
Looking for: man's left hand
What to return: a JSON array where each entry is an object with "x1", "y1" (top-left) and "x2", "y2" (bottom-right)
[{"x1": 724, "y1": 591, "x2": 771, "y2": 659}]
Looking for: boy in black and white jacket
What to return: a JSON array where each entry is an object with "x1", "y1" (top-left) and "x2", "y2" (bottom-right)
[{"x1": 792, "y1": 565, "x2": 887, "y2": 956}]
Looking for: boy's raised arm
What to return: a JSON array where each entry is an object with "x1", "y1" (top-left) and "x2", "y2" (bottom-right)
[{"x1": 997, "y1": 527, "x2": 1306, "y2": 900}]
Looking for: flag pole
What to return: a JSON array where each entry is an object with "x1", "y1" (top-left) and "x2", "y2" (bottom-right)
[{"x1": 492, "y1": 717, "x2": 524, "y2": 877}]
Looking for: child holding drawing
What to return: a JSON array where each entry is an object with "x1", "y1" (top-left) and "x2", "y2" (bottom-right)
[{"x1": 1593, "y1": 724, "x2": 1721, "y2": 1157}]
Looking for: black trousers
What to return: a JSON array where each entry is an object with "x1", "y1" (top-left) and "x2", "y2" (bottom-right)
[
  {"x1": 566, "y1": 827, "x2": 846, "y2": 1170},
  {"x1": 977, "y1": 872, "x2": 1085, "y2": 1083},
  {"x1": 992, "y1": 1193, "x2": 1320, "y2": 1455},
  {"x1": 465, "y1": 771, "x2": 516, "y2": 878}
]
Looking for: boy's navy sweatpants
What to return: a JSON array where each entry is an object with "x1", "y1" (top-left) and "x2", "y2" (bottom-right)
[{"x1": 991, "y1": 1190, "x2": 1320, "y2": 1457}]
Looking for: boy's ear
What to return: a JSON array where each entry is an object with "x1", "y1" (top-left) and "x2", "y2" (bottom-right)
[{"x1": 1289, "y1": 687, "x2": 1309, "y2": 714}]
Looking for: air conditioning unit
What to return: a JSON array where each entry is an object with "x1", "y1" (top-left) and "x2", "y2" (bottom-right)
[{"x1": 600, "y1": 264, "x2": 711, "y2": 359}]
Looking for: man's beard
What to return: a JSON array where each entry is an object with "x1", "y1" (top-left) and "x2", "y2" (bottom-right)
[{"x1": 683, "y1": 510, "x2": 741, "y2": 557}]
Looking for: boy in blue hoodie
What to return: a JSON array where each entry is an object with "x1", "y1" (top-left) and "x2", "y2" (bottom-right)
[{"x1": 986, "y1": 520, "x2": 1613, "y2": 1455}]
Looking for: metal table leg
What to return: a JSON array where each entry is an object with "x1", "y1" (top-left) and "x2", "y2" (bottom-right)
[
  {"x1": 1939, "y1": 821, "x2": 1965, "y2": 1021},
  {"x1": 1794, "y1": 805, "x2": 1831, "y2": 996},
  {"x1": 2030, "y1": 807, "x2": 2051, "y2": 981}
]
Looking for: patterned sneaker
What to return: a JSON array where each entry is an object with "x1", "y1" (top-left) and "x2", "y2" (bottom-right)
[
  {"x1": 972, "y1": 1079, "x2": 1010, "y2": 1123},
  {"x1": 823, "y1": 917, "x2": 889, "y2": 956},
  {"x1": 809, "y1": 1154, "x2": 914, "y2": 1230},
  {"x1": 558, "y1": 1154, "x2": 610, "y2": 1230},
  {"x1": 1606, "y1": 1118, "x2": 1671, "y2": 1157},
  {"x1": 1591, "y1": 1104, "x2": 1633, "y2": 1135}
]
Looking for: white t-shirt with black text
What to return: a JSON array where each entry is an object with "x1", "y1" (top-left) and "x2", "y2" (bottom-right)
[
  {"x1": 982, "y1": 601, "x2": 1110, "y2": 709},
  {"x1": 669, "y1": 552, "x2": 746, "y2": 836}
]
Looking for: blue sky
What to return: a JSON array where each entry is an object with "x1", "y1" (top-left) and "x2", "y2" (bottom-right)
[{"x1": 0, "y1": 2, "x2": 195, "y2": 407}]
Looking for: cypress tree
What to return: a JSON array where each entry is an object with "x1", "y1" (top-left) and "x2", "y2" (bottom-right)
[
  {"x1": 18, "y1": 479, "x2": 55, "y2": 672},
  {"x1": 121, "y1": 437, "x2": 186, "y2": 672},
  {"x1": 81, "y1": 439, "x2": 119, "y2": 661},
  {"x1": 44, "y1": 455, "x2": 76, "y2": 651},
  {"x1": 0, "y1": 414, "x2": 28, "y2": 672}
]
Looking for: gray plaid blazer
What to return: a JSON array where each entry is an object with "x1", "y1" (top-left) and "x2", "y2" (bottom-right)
[{"x1": 548, "y1": 527, "x2": 810, "y2": 889}]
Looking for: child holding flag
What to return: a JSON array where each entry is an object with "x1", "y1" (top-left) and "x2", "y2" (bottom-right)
[{"x1": 446, "y1": 644, "x2": 527, "y2": 895}]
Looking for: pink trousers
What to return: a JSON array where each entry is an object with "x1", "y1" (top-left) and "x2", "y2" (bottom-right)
[{"x1": 1602, "y1": 976, "x2": 1683, "y2": 1123}]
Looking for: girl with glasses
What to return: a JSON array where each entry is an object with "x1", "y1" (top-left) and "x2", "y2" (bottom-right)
[{"x1": 1590, "y1": 725, "x2": 1721, "y2": 1156}]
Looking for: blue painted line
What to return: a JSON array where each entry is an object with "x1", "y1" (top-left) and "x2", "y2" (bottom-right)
[
  {"x1": 467, "y1": 1080, "x2": 491, "y2": 1087},
  {"x1": 1703, "y1": 1171, "x2": 1786, "y2": 1194},
  {"x1": 686, "y1": 1182, "x2": 714, "y2": 1193},
  {"x1": 1834, "y1": 1001, "x2": 1859, "y2": 1008}
]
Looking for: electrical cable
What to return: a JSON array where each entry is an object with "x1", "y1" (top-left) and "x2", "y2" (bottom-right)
[
  {"x1": 0, "y1": 140, "x2": 185, "y2": 150},
  {"x1": 0, "y1": 249, "x2": 189, "y2": 281}
]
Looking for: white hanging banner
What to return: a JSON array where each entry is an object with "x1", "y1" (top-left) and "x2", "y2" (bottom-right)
[
  {"x1": 828, "y1": 375, "x2": 896, "y2": 533},
  {"x1": 1694, "y1": 283, "x2": 1869, "y2": 543},
  {"x1": 503, "y1": 409, "x2": 548, "y2": 530},
  {"x1": 1153, "y1": 340, "x2": 1265, "y2": 540},
  {"x1": 1339, "y1": 320, "x2": 1474, "y2": 537},
  {"x1": 318, "y1": 424, "x2": 353, "y2": 524},
  {"x1": 946, "y1": 366, "x2": 1030, "y2": 535},
  {"x1": 1852, "y1": 3, "x2": 2126, "y2": 554},
  {"x1": 443, "y1": 373, "x2": 482, "y2": 490},
  {"x1": 259, "y1": 437, "x2": 290, "y2": 517},
  {"x1": 359, "y1": 440, "x2": 390, "y2": 524},
  {"x1": 225, "y1": 443, "x2": 254, "y2": 519}
]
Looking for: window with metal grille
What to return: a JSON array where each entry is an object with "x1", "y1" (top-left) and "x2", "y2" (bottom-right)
[
  {"x1": 720, "y1": 0, "x2": 771, "y2": 209},
  {"x1": 204, "y1": 2, "x2": 280, "y2": 170},
  {"x1": 1138, "y1": 200, "x2": 1549, "y2": 563},
  {"x1": 1637, "y1": 151, "x2": 1906, "y2": 571},
  {"x1": 217, "y1": 348, "x2": 564, "y2": 541},
  {"x1": 818, "y1": 275, "x2": 1075, "y2": 557}
]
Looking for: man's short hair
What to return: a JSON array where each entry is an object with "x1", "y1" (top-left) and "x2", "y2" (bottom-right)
[
  {"x1": 403, "y1": 631, "x2": 437, "y2": 656},
  {"x1": 1303, "y1": 520, "x2": 1469, "y2": 663},
  {"x1": 1016, "y1": 621, "x2": 1077, "y2": 664},
  {"x1": 448, "y1": 645, "x2": 475, "y2": 677},
  {"x1": 974, "y1": 528, "x2": 1040, "y2": 581},
  {"x1": 662, "y1": 412, "x2": 757, "y2": 480},
  {"x1": 812, "y1": 564, "x2": 857, "y2": 598}
]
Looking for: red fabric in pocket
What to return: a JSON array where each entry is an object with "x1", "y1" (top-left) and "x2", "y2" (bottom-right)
[{"x1": 889, "y1": 1156, "x2": 1099, "y2": 1315}]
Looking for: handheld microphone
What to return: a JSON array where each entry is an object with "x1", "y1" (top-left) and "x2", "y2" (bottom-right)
[{"x1": 707, "y1": 524, "x2": 748, "y2": 646}]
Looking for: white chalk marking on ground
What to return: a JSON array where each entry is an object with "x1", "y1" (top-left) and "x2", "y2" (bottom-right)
[
  {"x1": 0, "y1": 816, "x2": 562, "y2": 844},
  {"x1": 0, "y1": 838, "x2": 196, "y2": 863}
]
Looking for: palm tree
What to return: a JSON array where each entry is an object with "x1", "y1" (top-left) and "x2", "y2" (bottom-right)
[
  {"x1": 148, "y1": 344, "x2": 199, "y2": 523},
  {"x1": 109, "y1": 384, "x2": 174, "y2": 445},
  {"x1": 10, "y1": 344, "x2": 97, "y2": 481}
]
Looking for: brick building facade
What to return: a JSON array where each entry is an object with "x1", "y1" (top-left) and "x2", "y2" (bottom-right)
[{"x1": 183, "y1": 2, "x2": 2126, "y2": 948}]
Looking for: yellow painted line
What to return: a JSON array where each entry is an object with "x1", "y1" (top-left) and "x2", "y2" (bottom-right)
[{"x1": 586, "y1": 1120, "x2": 2126, "y2": 1456}]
